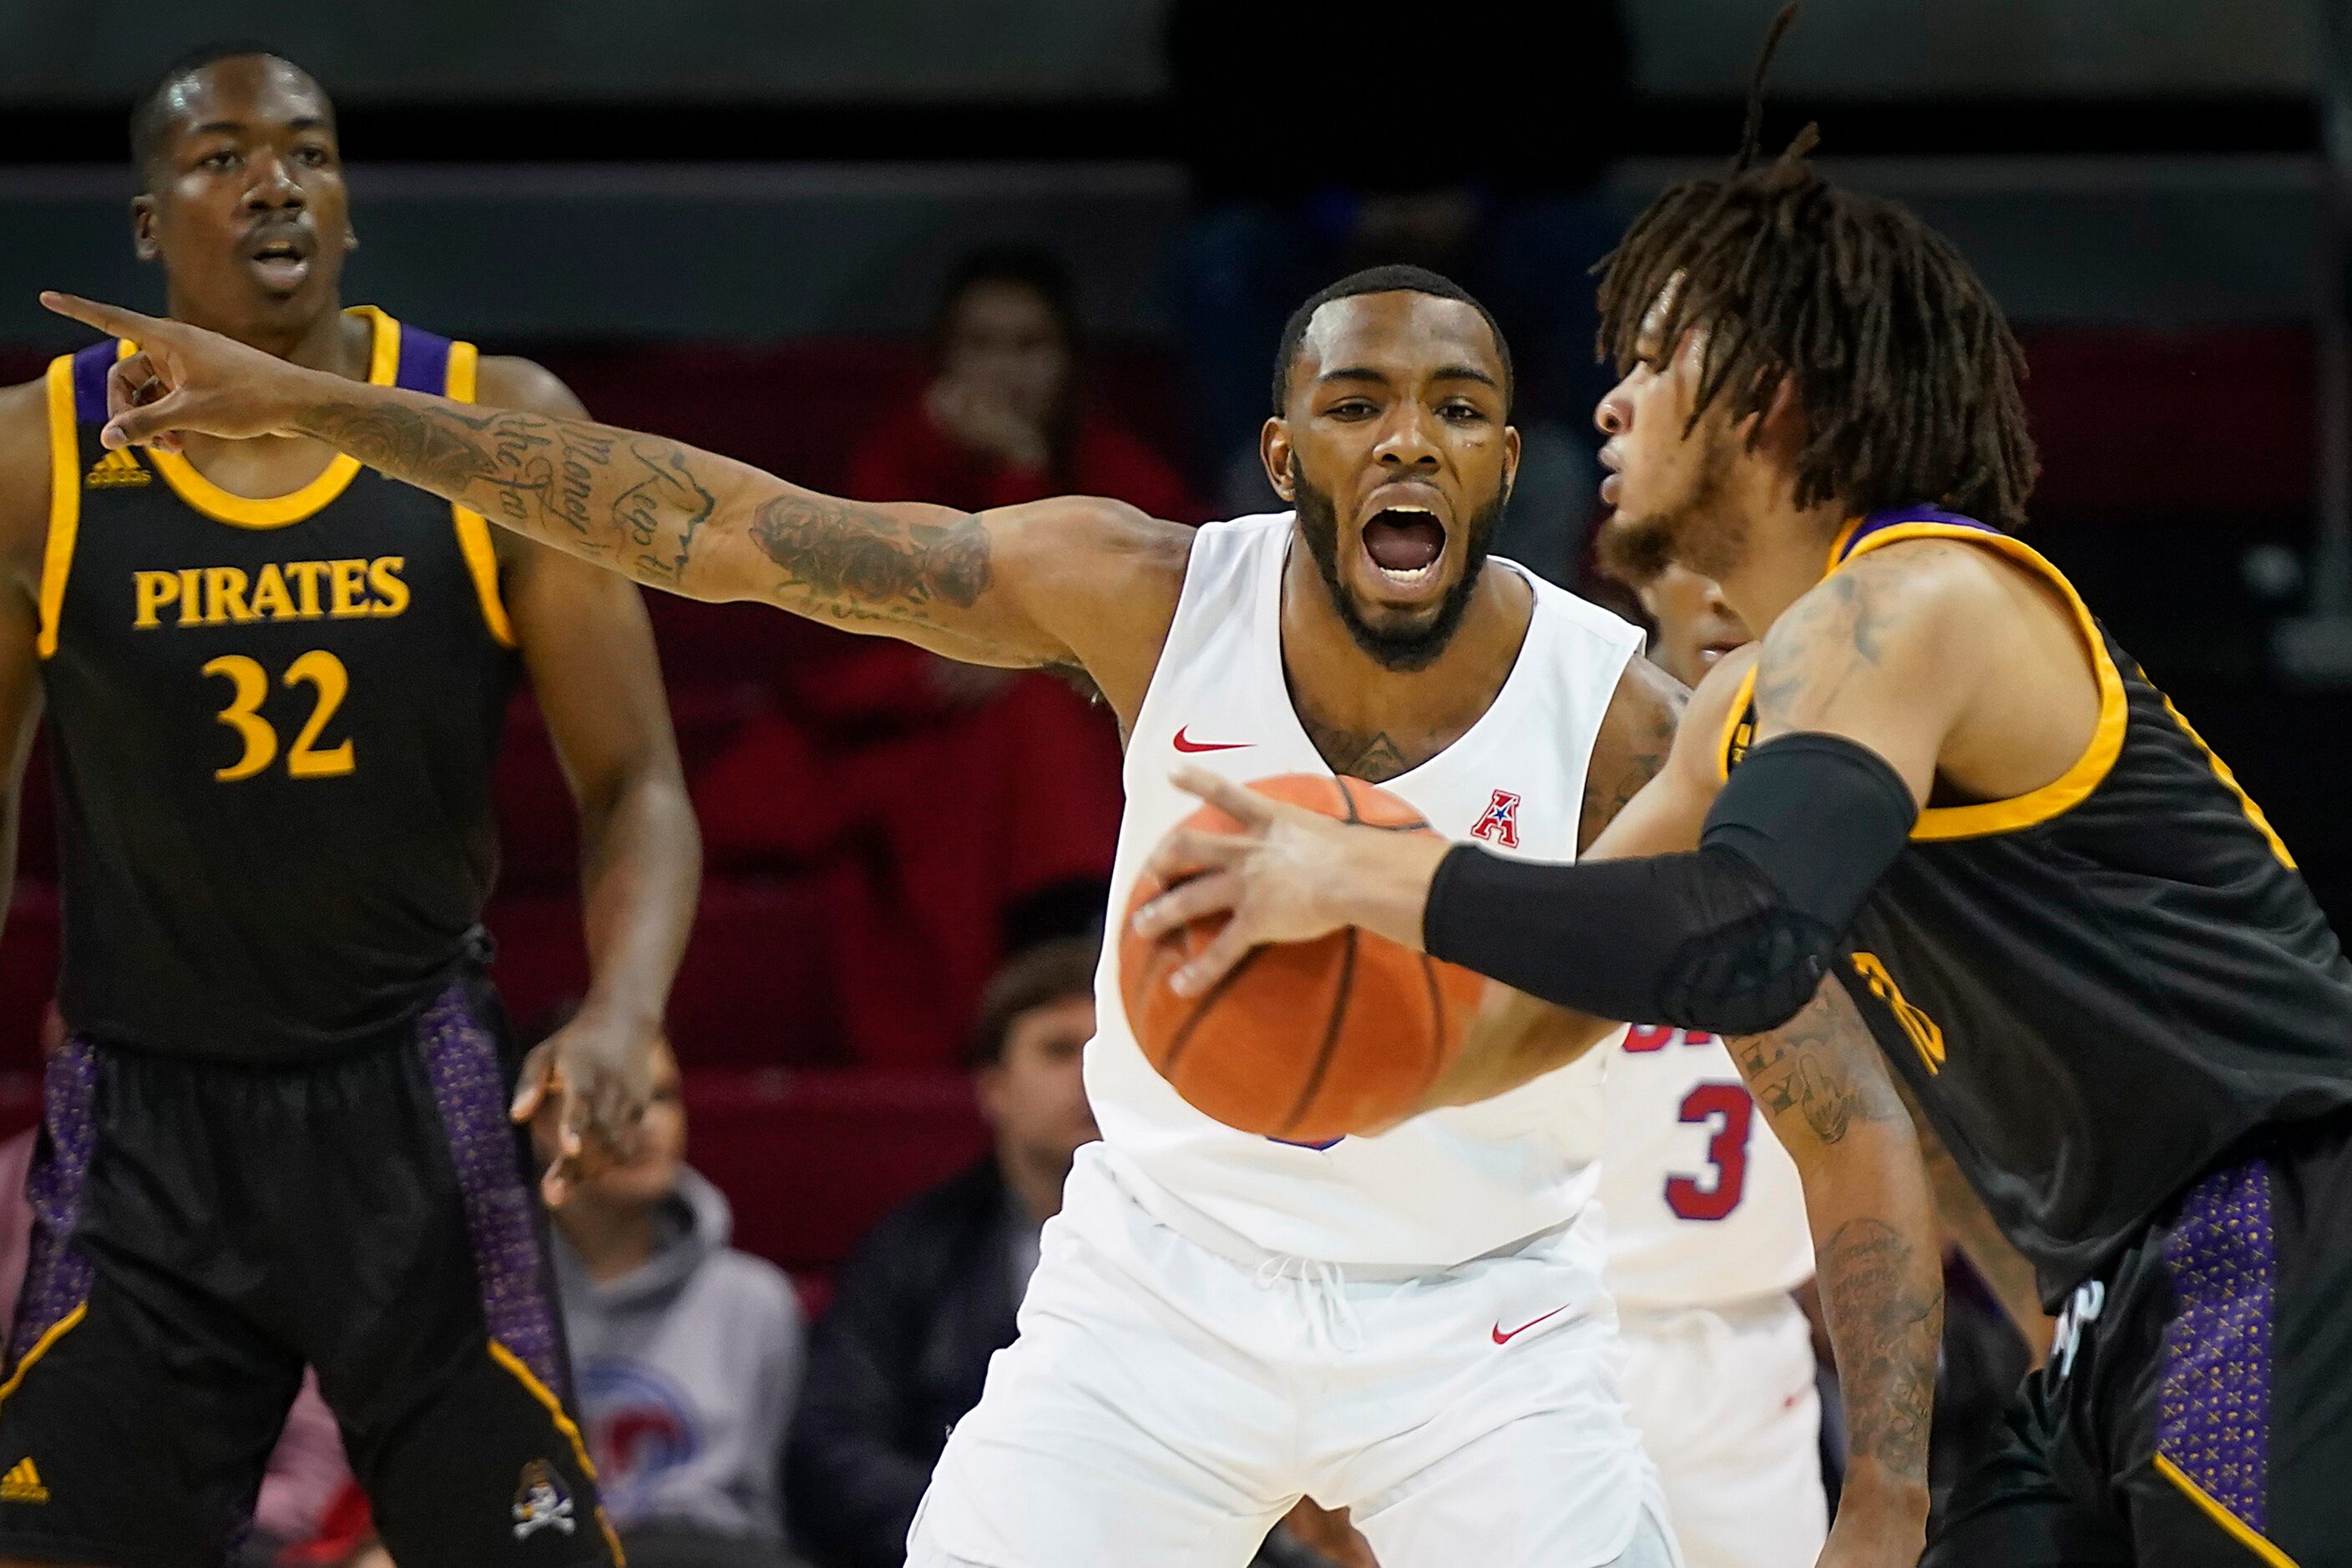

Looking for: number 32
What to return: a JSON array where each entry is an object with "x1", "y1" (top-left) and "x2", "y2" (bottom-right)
[{"x1": 203, "y1": 650, "x2": 357, "y2": 781}]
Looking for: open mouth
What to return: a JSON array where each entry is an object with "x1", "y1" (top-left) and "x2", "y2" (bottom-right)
[
  {"x1": 248, "y1": 235, "x2": 312, "y2": 292},
  {"x1": 1361, "y1": 506, "x2": 1447, "y2": 589}
]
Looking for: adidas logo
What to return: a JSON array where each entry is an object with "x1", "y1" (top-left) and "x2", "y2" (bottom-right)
[
  {"x1": 84, "y1": 448, "x2": 149, "y2": 489},
  {"x1": 1, "y1": 1457, "x2": 47, "y2": 1504}
]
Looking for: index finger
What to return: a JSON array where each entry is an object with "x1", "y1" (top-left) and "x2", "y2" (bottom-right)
[
  {"x1": 1169, "y1": 766, "x2": 1273, "y2": 826},
  {"x1": 40, "y1": 291, "x2": 166, "y2": 342}
]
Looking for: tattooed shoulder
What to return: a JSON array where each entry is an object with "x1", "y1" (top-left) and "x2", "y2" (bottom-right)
[
  {"x1": 1579, "y1": 655, "x2": 1687, "y2": 849},
  {"x1": 1752, "y1": 539, "x2": 1973, "y2": 726}
]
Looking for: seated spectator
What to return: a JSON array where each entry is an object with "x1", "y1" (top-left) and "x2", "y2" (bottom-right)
[
  {"x1": 535, "y1": 1024, "x2": 807, "y2": 1568},
  {"x1": 786, "y1": 938, "x2": 1099, "y2": 1568},
  {"x1": 845, "y1": 246, "x2": 1199, "y2": 522}
]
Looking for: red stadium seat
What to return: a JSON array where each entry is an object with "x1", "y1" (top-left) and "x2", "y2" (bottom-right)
[
  {"x1": 679, "y1": 1067, "x2": 990, "y2": 1275},
  {"x1": 493, "y1": 685, "x2": 765, "y2": 890},
  {"x1": 484, "y1": 877, "x2": 848, "y2": 1067},
  {"x1": 0, "y1": 883, "x2": 56, "y2": 1073}
]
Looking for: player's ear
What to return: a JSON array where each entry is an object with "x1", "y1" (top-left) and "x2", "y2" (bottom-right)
[
  {"x1": 1500, "y1": 422, "x2": 1521, "y2": 508},
  {"x1": 1262, "y1": 417, "x2": 1296, "y2": 503},
  {"x1": 130, "y1": 195, "x2": 159, "y2": 263},
  {"x1": 1755, "y1": 372, "x2": 1807, "y2": 456}
]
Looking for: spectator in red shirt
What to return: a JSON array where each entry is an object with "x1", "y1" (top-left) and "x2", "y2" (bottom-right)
[{"x1": 845, "y1": 246, "x2": 1198, "y2": 523}]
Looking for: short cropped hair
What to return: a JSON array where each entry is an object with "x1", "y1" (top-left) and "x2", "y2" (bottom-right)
[
  {"x1": 129, "y1": 41, "x2": 321, "y2": 191},
  {"x1": 1271, "y1": 264, "x2": 1513, "y2": 416}
]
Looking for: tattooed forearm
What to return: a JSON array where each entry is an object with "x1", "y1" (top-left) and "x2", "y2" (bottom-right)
[
  {"x1": 746, "y1": 492, "x2": 990, "y2": 627},
  {"x1": 1732, "y1": 979, "x2": 1938, "y2": 1515},
  {"x1": 292, "y1": 389, "x2": 1019, "y2": 635},
  {"x1": 301, "y1": 397, "x2": 719, "y2": 589},
  {"x1": 1816, "y1": 1214, "x2": 1940, "y2": 1483},
  {"x1": 1727, "y1": 976, "x2": 1908, "y2": 1145}
]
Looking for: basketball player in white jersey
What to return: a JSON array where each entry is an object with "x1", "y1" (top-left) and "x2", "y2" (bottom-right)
[
  {"x1": 46, "y1": 263, "x2": 1938, "y2": 1566},
  {"x1": 1595, "y1": 520, "x2": 1828, "y2": 1568}
]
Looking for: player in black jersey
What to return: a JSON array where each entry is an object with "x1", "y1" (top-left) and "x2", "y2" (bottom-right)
[
  {"x1": 1112, "y1": 122, "x2": 2352, "y2": 1568},
  {"x1": 0, "y1": 47, "x2": 699, "y2": 1568}
]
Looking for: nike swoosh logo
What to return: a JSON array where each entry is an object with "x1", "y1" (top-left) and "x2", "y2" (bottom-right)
[
  {"x1": 1172, "y1": 727, "x2": 1251, "y2": 754},
  {"x1": 1491, "y1": 1304, "x2": 1571, "y2": 1345}
]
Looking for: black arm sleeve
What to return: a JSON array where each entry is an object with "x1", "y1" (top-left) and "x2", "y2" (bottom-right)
[{"x1": 1421, "y1": 732, "x2": 1919, "y2": 1034}]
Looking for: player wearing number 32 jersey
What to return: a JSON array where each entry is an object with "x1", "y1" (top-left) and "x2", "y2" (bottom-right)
[{"x1": 0, "y1": 47, "x2": 699, "y2": 1568}]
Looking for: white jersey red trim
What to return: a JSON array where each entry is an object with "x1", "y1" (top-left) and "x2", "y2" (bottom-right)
[{"x1": 1087, "y1": 512, "x2": 1642, "y2": 1267}]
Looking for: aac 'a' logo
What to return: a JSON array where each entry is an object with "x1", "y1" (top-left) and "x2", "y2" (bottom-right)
[
  {"x1": 0, "y1": 1456, "x2": 48, "y2": 1504},
  {"x1": 511, "y1": 1459, "x2": 575, "y2": 1540},
  {"x1": 83, "y1": 448, "x2": 149, "y2": 489},
  {"x1": 1470, "y1": 788, "x2": 1521, "y2": 849}
]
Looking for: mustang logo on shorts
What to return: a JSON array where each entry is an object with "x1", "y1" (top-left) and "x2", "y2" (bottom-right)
[{"x1": 511, "y1": 1460, "x2": 576, "y2": 1540}]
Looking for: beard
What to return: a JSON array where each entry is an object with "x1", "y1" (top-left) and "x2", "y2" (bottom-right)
[
  {"x1": 1292, "y1": 465, "x2": 1503, "y2": 673},
  {"x1": 1611, "y1": 422, "x2": 1748, "y2": 583}
]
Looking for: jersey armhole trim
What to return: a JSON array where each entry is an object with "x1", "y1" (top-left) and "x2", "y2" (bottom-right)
[
  {"x1": 138, "y1": 306, "x2": 399, "y2": 529},
  {"x1": 36, "y1": 356, "x2": 81, "y2": 659},
  {"x1": 2152, "y1": 1454, "x2": 2301, "y2": 1568},
  {"x1": 2147, "y1": 679, "x2": 2296, "y2": 870},
  {"x1": 1715, "y1": 665, "x2": 1758, "y2": 784},
  {"x1": 1840, "y1": 522, "x2": 2127, "y2": 842},
  {"x1": 442, "y1": 341, "x2": 517, "y2": 648}
]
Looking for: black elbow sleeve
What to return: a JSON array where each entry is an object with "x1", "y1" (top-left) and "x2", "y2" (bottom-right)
[{"x1": 1423, "y1": 733, "x2": 1917, "y2": 1034}]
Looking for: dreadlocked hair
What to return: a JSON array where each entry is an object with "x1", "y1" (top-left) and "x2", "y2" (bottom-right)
[{"x1": 1595, "y1": 124, "x2": 2038, "y2": 531}]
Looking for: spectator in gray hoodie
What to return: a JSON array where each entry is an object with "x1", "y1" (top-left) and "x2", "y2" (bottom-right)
[{"x1": 538, "y1": 1029, "x2": 807, "y2": 1568}]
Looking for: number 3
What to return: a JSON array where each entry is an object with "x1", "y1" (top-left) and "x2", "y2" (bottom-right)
[
  {"x1": 202, "y1": 650, "x2": 357, "y2": 781},
  {"x1": 1665, "y1": 1081, "x2": 1755, "y2": 1222}
]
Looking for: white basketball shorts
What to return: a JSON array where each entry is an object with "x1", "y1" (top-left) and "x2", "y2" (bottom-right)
[
  {"x1": 1618, "y1": 1293, "x2": 1828, "y2": 1568},
  {"x1": 907, "y1": 1144, "x2": 1674, "y2": 1567}
]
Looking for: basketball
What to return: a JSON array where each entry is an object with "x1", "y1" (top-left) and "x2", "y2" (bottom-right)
[{"x1": 1119, "y1": 774, "x2": 1487, "y2": 1144}]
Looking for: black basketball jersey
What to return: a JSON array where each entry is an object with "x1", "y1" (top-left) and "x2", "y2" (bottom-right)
[
  {"x1": 37, "y1": 306, "x2": 521, "y2": 1061},
  {"x1": 1719, "y1": 507, "x2": 2352, "y2": 1304}
]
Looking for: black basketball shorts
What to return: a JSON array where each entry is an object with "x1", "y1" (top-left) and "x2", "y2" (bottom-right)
[
  {"x1": 1925, "y1": 1111, "x2": 2352, "y2": 1568},
  {"x1": 0, "y1": 974, "x2": 618, "y2": 1568}
]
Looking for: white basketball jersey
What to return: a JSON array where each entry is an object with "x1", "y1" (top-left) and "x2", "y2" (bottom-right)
[
  {"x1": 1088, "y1": 512, "x2": 1642, "y2": 1267},
  {"x1": 1601, "y1": 1026, "x2": 1815, "y2": 1309}
]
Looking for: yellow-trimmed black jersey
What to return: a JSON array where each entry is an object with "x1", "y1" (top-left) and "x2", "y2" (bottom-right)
[
  {"x1": 37, "y1": 307, "x2": 522, "y2": 1061},
  {"x1": 1721, "y1": 507, "x2": 2352, "y2": 1303}
]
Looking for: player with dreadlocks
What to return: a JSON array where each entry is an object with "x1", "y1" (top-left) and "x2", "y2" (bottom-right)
[{"x1": 1128, "y1": 12, "x2": 2352, "y2": 1566}]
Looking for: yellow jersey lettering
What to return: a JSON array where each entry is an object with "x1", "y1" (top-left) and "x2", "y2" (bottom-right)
[
  {"x1": 286, "y1": 560, "x2": 329, "y2": 620},
  {"x1": 367, "y1": 556, "x2": 409, "y2": 618},
  {"x1": 175, "y1": 567, "x2": 205, "y2": 626},
  {"x1": 1851, "y1": 951, "x2": 1946, "y2": 1075},
  {"x1": 132, "y1": 570, "x2": 180, "y2": 630},
  {"x1": 327, "y1": 559, "x2": 370, "y2": 619},
  {"x1": 246, "y1": 563, "x2": 296, "y2": 621},
  {"x1": 203, "y1": 566, "x2": 255, "y2": 625}
]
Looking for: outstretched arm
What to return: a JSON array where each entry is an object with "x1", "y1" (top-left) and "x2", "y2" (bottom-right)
[{"x1": 40, "y1": 293, "x2": 1190, "y2": 721}]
